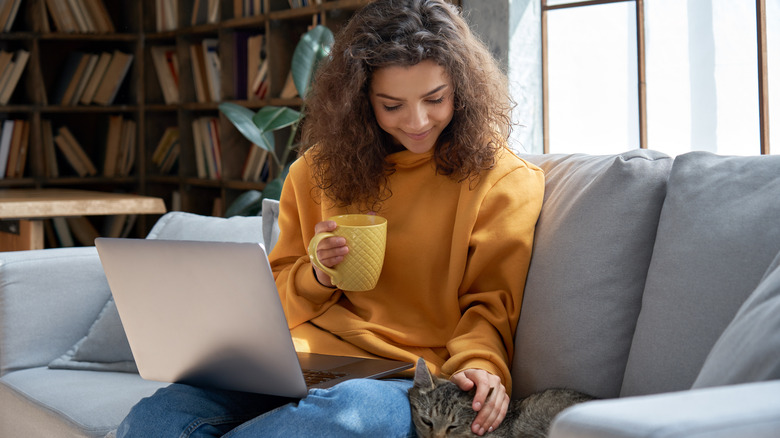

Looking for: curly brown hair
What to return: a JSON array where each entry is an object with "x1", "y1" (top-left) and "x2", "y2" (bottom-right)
[{"x1": 300, "y1": 0, "x2": 512, "y2": 209}]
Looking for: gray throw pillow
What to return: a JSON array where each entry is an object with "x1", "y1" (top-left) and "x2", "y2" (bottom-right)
[
  {"x1": 513, "y1": 150, "x2": 672, "y2": 399},
  {"x1": 49, "y1": 298, "x2": 137, "y2": 373},
  {"x1": 262, "y1": 198, "x2": 280, "y2": 253},
  {"x1": 692, "y1": 251, "x2": 780, "y2": 388}
]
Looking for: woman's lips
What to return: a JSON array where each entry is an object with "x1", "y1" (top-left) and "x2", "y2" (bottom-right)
[{"x1": 405, "y1": 129, "x2": 431, "y2": 141}]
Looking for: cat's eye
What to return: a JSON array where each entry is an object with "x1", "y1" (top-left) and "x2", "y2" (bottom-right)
[{"x1": 421, "y1": 418, "x2": 433, "y2": 427}]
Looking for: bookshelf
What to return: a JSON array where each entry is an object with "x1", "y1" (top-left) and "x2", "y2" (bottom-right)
[
  {"x1": 2, "y1": 0, "x2": 463, "y2": 247},
  {"x1": 0, "y1": 0, "x2": 382, "y2": 247}
]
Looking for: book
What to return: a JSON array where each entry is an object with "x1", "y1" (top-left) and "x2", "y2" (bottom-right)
[
  {"x1": 189, "y1": 43, "x2": 209, "y2": 103},
  {"x1": 191, "y1": 118, "x2": 207, "y2": 178},
  {"x1": 66, "y1": 216, "x2": 100, "y2": 246},
  {"x1": 118, "y1": 118, "x2": 136, "y2": 176},
  {"x1": 191, "y1": 0, "x2": 208, "y2": 25},
  {"x1": 69, "y1": 53, "x2": 100, "y2": 104},
  {"x1": 246, "y1": 33, "x2": 265, "y2": 100},
  {"x1": 52, "y1": 217, "x2": 74, "y2": 247},
  {"x1": 80, "y1": 51, "x2": 112, "y2": 104},
  {"x1": 92, "y1": 50, "x2": 133, "y2": 105},
  {"x1": 0, "y1": 49, "x2": 29, "y2": 104},
  {"x1": 11, "y1": 118, "x2": 29, "y2": 178},
  {"x1": 0, "y1": 119, "x2": 15, "y2": 178},
  {"x1": 241, "y1": 144, "x2": 269, "y2": 182},
  {"x1": 5, "y1": 119, "x2": 27, "y2": 178},
  {"x1": 102, "y1": 114, "x2": 123, "y2": 176},
  {"x1": 0, "y1": 50, "x2": 16, "y2": 97},
  {"x1": 42, "y1": 120, "x2": 58, "y2": 177},
  {"x1": 55, "y1": 126, "x2": 98, "y2": 176},
  {"x1": 202, "y1": 38, "x2": 220, "y2": 102},
  {"x1": 82, "y1": 0, "x2": 115, "y2": 33},
  {"x1": 53, "y1": 52, "x2": 87, "y2": 105},
  {"x1": 0, "y1": 0, "x2": 22, "y2": 32},
  {"x1": 150, "y1": 46, "x2": 180, "y2": 104},
  {"x1": 67, "y1": 0, "x2": 92, "y2": 33},
  {"x1": 151, "y1": 126, "x2": 180, "y2": 166}
]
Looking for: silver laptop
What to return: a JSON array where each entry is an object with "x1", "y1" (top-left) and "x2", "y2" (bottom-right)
[{"x1": 95, "y1": 237, "x2": 412, "y2": 398}]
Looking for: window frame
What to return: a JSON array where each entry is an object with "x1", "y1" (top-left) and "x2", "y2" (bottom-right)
[{"x1": 541, "y1": 0, "x2": 771, "y2": 155}]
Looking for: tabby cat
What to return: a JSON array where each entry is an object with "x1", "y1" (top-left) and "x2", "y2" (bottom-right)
[{"x1": 408, "y1": 358, "x2": 595, "y2": 438}]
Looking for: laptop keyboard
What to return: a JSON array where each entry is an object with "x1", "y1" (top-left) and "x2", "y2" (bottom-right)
[{"x1": 302, "y1": 369, "x2": 348, "y2": 385}]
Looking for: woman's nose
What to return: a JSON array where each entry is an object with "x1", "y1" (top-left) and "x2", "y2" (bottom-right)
[{"x1": 405, "y1": 105, "x2": 428, "y2": 131}]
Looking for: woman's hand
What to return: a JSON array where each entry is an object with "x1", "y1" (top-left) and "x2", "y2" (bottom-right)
[
  {"x1": 311, "y1": 220, "x2": 348, "y2": 287},
  {"x1": 450, "y1": 369, "x2": 509, "y2": 436}
]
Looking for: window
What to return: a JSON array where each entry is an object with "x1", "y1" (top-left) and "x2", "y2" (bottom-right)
[{"x1": 542, "y1": 0, "x2": 777, "y2": 155}]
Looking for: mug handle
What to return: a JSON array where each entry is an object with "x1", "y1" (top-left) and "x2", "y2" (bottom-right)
[{"x1": 308, "y1": 232, "x2": 340, "y2": 284}]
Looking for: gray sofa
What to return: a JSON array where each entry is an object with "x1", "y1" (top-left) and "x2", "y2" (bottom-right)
[{"x1": 1, "y1": 150, "x2": 779, "y2": 437}]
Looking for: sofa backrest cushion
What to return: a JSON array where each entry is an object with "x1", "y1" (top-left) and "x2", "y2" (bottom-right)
[
  {"x1": 146, "y1": 211, "x2": 264, "y2": 244},
  {"x1": 0, "y1": 247, "x2": 111, "y2": 376},
  {"x1": 513, "y1": 150, "x2": 672, "y2": 399},
  {"x1": 692, "y1": 250, "x2": 780, "y2": 388},
  {"x1": 622, "y1": 152, "x2": 780, "y2": 396}
]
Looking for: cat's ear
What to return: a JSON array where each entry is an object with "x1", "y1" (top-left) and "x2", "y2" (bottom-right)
[{"x1": 413, "y1": 357, "x2": 436, "y2": 390}]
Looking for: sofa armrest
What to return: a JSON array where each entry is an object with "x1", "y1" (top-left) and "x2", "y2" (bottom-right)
[
  {"x1": 550, "y1": 380, "x2": 780, "y2": 438},
  {"x1": 0, "y1": 247, "x2": 112, "y2": 376}
]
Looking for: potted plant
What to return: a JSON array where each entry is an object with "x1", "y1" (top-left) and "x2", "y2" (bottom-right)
[{"x1": 219, "y1": 25, "x2": 334, "y2": 216}]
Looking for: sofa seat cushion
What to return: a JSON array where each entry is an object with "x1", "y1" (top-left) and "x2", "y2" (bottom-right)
[
  {"x1": 622, "y1": 152, "x2": 780, "y2": 396},
  {"x1": 0, "y1": 367, "x2": 166, "y2": 438},
  {"x1": 692, "y1": 251, "x2": 780, "y2": 388},
  {"x1": 514, "y1": 150, "x2": 672, "y2": 399}
]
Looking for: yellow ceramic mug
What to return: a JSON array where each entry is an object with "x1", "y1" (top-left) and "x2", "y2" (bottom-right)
[{"x1": 308, "y1": 214, "x2": 387, "y2": 291}]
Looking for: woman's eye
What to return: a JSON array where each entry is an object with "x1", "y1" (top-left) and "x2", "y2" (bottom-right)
[
  {"x1": 427, "y1": 97, "x2": 444, "y2": 105},
  {"x1": 383, "y1": 105, "x2": 401, "y2": 112}
]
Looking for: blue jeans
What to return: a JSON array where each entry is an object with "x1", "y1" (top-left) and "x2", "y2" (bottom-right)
[{"x1": 116, "y1": 379, "x2": 416, "y2": 438}]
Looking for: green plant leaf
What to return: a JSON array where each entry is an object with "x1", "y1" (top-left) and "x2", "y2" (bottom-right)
[
  {"x1": 252, "y1": 106, "x2": 300, "y2": 132},
  {"x1": 218, "y1": 103, "x2": 269, "y2": 149},
  {"x1": 225, "y1": 190, "x2": 263, "y2": 217},
  {"x1": 292, "y1": 25, "x2": 334, "y2": 98}
]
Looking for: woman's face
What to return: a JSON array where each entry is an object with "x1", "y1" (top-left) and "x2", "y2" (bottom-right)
[{"x1": 369, "y1": 60, "x2": 455, "y2": 154}]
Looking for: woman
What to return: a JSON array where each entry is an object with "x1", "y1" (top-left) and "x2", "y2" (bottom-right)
[{"x1": 117, "y1": 1, "x2": 544, "y2": 436}]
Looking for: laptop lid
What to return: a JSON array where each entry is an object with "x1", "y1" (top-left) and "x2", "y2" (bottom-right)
[{"x1": 95, "y1": 238, "x2": 411, "y2": 398}]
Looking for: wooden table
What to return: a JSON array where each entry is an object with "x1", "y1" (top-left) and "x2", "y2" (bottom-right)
[{"x1": 0, "y1": 189, "x2": 167, "y2": 251}]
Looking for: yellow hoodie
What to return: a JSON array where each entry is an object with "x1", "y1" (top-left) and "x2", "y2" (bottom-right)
[{"x1": 269, "y1": 147, "x2": 544, "y2": 393}]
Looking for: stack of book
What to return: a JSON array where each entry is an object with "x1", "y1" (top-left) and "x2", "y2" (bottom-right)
[
  {"x1": 190, "y1": 39, "x2": 220, "y2": 103},
  {"x1": 151, "y1": 126, "x2": 180, "y2": 174},
  {"x1": 0, "y1": 49, "x2": 29, "y2": 105},
  {"x1": 150, "y1": 46, "x2": 180, "y2": 104},
  {"x1": 44, "y1": 0, "x2": 115, "y2": 33},
  {"x1": 192, "y1": 116, "x2": 222, "y2": 180},
  {"x1": 0, "y1": 119, "x2": 29, "y2": 179},
  {"x1": 53, "y1": 50, "x2": 134, "y2": 106},
  {"x1": 0, "y1": 0, "x2": 22, "y2": 32}
]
